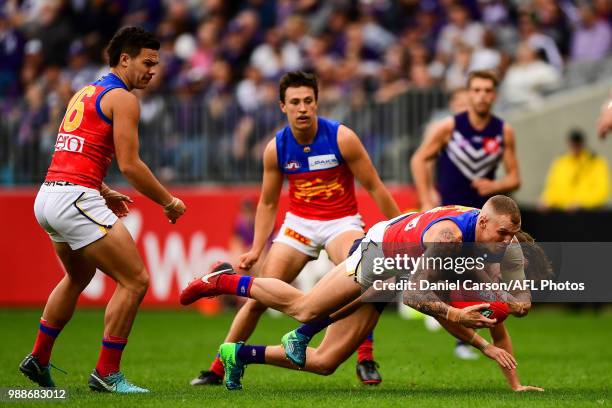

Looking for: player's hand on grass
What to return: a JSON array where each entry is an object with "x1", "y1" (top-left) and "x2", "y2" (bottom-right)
[
  {"x1": 239, "y1": 250, "x2": 260, "y2": 270},
  {"x1": 454, "y1": 304, "x2": 497, "y2": 328},
  {"x1": 512, "y1": 385, "x2": 545, "y2": 392},
  {"x1": 482, "y1": 344, "x2": 516, "y2": 370},
  {"x1": 164, "y1": 197, "x2": 186, "y2": 224},
  {"x1": 102, "y1": 188, "x2": 133, "y2": 218}
]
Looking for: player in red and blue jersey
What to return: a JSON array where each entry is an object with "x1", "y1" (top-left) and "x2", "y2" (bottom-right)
[
  {"x1": 211, "y1": 225, "x2": 543, "y2": 391},
  {"x1": 182, "y1": 196, "x2": 534, "y2": 390},
  {"x1": 411, "y1": 70, "x2": 521, "y2": 359},
  {"x1": 187, "y1": 71, "x2": 400, "y2": 387},
  {"x1": 20, "y1": 27, "x2": 186, "y2": 393}
]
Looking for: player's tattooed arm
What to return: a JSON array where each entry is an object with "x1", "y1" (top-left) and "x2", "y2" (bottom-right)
[
  {"x1": 402, "y1": 224, "x2": 459, "y2": 320},
  {"x1": 403, "y1": 221, "x2": 497, "y2": 328},
  {"x1": 436, "y1": 227, "x2": 460, "y2": 244},
  {"x1": 409, "y1": 298, "x2": 450, "y2": 320}
]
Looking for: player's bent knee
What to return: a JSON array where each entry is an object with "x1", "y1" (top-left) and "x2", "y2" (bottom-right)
[
  {"x1": 292, "y1": 296, "x2": 326, "y2": 322},
  {"x1": 65, "y1": 274, "x2": 93, "y2": 292},
  {"x1": 311, "y1": 360, "x2": 338, "y2": 376},
  {"x1": 135, "y1": 272, "x2": 150, "y2": 294},
  {"x1": 292, "y1": 308, "x2": 319, "y2": 323},
  {"x1": 123, "y1": 270, "x2": 150, "y2": 296}
]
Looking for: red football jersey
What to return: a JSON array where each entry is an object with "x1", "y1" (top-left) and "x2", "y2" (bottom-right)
[
  {"x1": 276, "y1": 117, "x2": 358, "y2": 220},
  {"x1": 46, "y1": 74, "x2": 128, "y2": 190},
  {"x1": 383, "y1": 205, "x2": 479, "y2": 246},
  {"x1": 286, "y1": 164, "x2": 357, "y2": 220}
]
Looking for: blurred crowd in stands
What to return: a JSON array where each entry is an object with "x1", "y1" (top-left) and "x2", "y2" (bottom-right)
[{"x1": 1, "y1": 0, "x2": 611, "y2": 184}]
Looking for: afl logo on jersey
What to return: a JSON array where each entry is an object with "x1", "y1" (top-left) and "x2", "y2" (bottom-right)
[
  {"x1": 54, "y1": 133, "x2": 85, "y2": 153},
  {"x1": 284, "y1": 160, "x2": 302, "y2": 171}
]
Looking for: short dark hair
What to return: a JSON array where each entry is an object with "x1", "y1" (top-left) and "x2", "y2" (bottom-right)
[
  {"x1": 279, "y1": 71, "x2": 318, "y2": 103},
  {"x1": 467, "y1": 70, "x2": 499, "y2": 88},
  {"x1": 568, "y1": 128, "x2": 585, "y2": 145},
  {"x1": 485, "y1": 195, "x2": 521, "y2": 225},
  {"x1": 107, "y1": 26, "x2": 160, "y2": 67}
]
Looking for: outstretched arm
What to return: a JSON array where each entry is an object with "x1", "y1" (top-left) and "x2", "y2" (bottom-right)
[
  {"x1": 403, "y1": 221, "x2": 498, "y2": 329},
  {"x1": 435, "y1": 317, "x2": 516, "y2": 370},
  {"x1": 490, "y1": 323, "x2": 544, "y2": 391},
  {"x1": 239, "y1": 140, "x2": 283, "y2": 269}
]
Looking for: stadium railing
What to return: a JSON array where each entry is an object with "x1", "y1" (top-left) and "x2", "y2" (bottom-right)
[
  {"x1": 2, "y1": 55, "x2": 611, "y2": 187},
  {"x1": 0, "y1": 88, "x2": 447, "y2": 185}
]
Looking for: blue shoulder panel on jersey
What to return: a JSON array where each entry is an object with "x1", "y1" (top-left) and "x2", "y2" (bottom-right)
[
  {"x1": 93, "y1": 73, "x2": 129, "y2": 125},
  {"x1": 420, "y1": 210, "x2": 479, "y2": 245},
  {"x1": 275, "y1": 126, "x2": 287, "y2": 171},
  {"x1": 317, "y1": 117, "x2": 343, "y2": 163}
]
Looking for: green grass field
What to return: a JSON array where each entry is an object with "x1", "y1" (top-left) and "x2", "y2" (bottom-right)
[{"x1": 1, "y1": 308, "x2": 610, "y2": 407}]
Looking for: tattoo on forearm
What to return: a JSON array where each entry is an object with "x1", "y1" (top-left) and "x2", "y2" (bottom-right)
[
  {"x1": 403, "y1": 238, "x2": 457, "y2": 319},
  {"x1": 414, "y1": 301, "x2": 450, "y2": 319}
]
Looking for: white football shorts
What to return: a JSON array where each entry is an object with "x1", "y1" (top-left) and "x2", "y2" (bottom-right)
[
  {"x1": 273, "y1": 212, "x2": 364, "y2": 258},
  {"x1": 34, "y1": 183, "x2": 118, "y2": 250}
]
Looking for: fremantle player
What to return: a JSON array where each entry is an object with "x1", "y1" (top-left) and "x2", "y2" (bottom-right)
[
  {"x1": 411, "y1": 70, "x2": 520, "y2": 359},
  {"x1": 182, "y1": 196, "x2": 530, "y2": 389},
  {"x1": 215, "y1": 319, "x2": 543, "y2": 391},
  {"x1": 411, "y1": 70, "x2": 520, "y2": 210},
  {"x1": 20, "y1": 27, "x2": 186, "y2": 393},
  {"x1": 188, "y1": 71, "x2": 400, "y2": 386}
]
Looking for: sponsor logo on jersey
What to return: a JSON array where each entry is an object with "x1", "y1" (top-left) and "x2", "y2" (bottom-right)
[
  {"x1": 284, "y1": 160, "x2": 301, "y2": 171},
  {"x1": 308, "y1": 154, "x2": 338, "y2": 170},
  {"x1": 54, "y1": 133, "x2": 85, "y2": 153}
]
